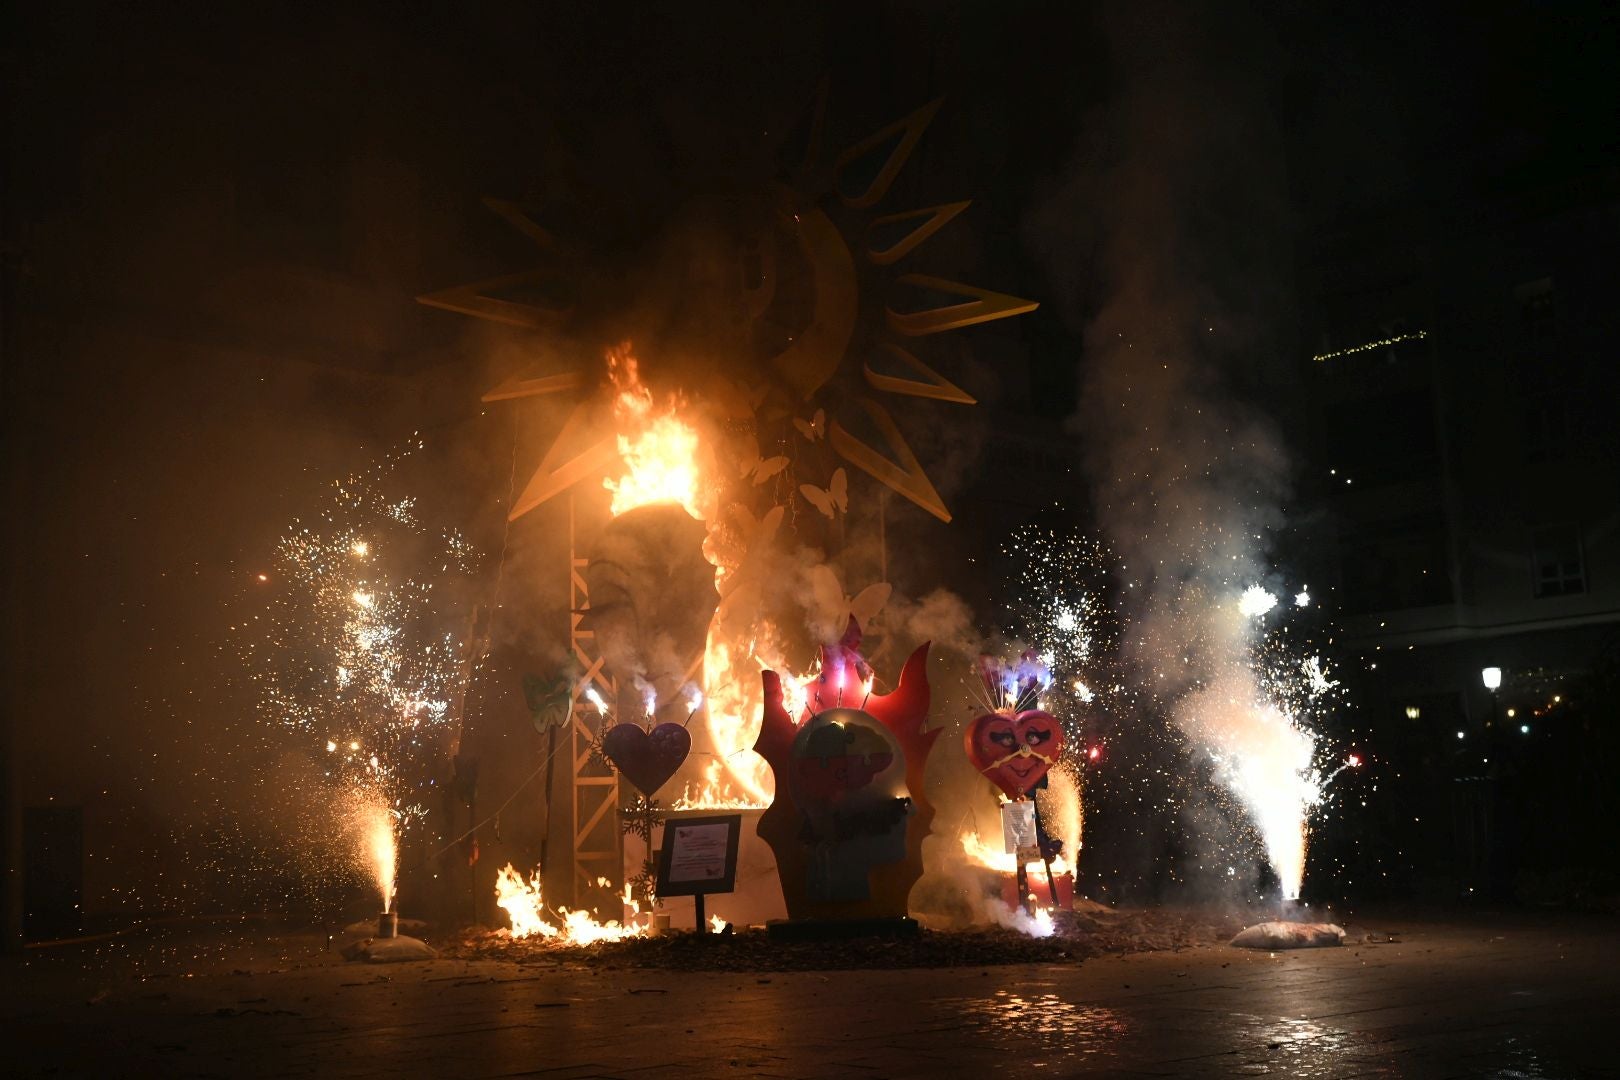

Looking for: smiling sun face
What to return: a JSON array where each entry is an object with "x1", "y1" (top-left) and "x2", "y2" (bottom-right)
[{"x1": 420, "y1": 90, "x2": 1038, "y2": 525}]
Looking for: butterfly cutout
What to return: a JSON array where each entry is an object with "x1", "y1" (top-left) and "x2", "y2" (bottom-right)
[
  {"x1": 752, "y1": 456, "x2": 789, "y2": 484},
  {"x1": 792, "y1": 408, "x2": 826, "y2": 442},
  {"x1": 800, "y1": 467, "x2": 848, "y2": 518}
]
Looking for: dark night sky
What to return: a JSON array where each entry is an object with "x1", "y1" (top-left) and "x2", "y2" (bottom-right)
[{"x1": 4, "y1": 2, "x2": 1618, "y2": 912}]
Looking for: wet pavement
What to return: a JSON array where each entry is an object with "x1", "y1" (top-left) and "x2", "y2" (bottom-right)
[{"x1": 5, "y1": 909, "x2": 1618, "y2": 1077}]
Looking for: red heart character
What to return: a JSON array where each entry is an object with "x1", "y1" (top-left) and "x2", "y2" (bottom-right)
[{"x1": 963, "y1": 708, "x2": 1064, "y2": 799}]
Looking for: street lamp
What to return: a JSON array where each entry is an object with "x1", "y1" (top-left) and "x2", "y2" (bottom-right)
[
  {"x1": 1404, "y1": 705, "x2": 1421, "y2": 720},
  {"x1": 1481, "y1": 666, "x2": 1503, "y2": 730}
]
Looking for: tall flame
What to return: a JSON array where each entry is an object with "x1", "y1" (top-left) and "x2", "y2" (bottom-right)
[
  {"x1": 602, "y1": 346, "x2": 709, "y2": 520},
  {"x1": 698, "y1": 635, "x2": 820, "y2": 807}
]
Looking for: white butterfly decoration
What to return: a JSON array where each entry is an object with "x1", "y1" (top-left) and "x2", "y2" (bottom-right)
[
  {"x1": 799, "y1": 467, "x2": 848, "y2": 519},
  {"x1": 792, "y1": 408, "x2": 826, "y2": 442}
]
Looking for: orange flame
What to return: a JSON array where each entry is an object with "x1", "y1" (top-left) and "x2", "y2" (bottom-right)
[
  {"x1": 670, "y1": 756, "x2": 768, "y2": 811},
  {"x1": 698, "y1": 634, "x2": 823, "y2": 807},
  {"x1": 493, "y1": 863, "x2": 647, "y2": 945},
  {"x1": 602, "y1": 346, "x2": 710, "y2": 520},
  {"x1": 959, "y1": 831, "x2": 1072, "y2": 876}
]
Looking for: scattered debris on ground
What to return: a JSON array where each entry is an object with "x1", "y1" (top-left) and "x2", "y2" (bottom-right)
[{"x1": 441, "y1": 905, "x2": 1246, "y2": 972}]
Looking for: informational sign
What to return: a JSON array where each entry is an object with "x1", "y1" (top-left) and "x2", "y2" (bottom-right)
[
  {"x1": 656, "y1": 814, "x2": 742, "y2": 897},
  {"x1": 1001, "y1": 800, "x2": 1037, "y2": 854}
]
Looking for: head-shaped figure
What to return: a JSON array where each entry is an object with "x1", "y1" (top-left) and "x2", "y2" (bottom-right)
[
  {"x1": 964, "y1": 708, "x2": 1064, "y2": 800},
  {"x1": 583, "y1": 503, "x2": 714, "y2": 701},
  {"x1": 788, "y1": 707, "x2": 911, "y2": 902}
]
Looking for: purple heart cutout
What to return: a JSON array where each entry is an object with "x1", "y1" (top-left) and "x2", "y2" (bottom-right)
[{"x1": 601, "y1": 722, "x2": 692, "y2": 796}]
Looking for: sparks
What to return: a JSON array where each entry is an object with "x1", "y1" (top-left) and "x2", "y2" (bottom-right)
[
  {"x1": 1238, "y1": 585, "x2": 1278, "y2": 618},
  {"x1": 234, "y1": 442, "x2": 480, "y2": 907}
]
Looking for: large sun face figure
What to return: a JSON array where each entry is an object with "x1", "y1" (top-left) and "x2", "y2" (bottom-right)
[{"x1": 420, "y1": 91, "x2": 1038, "y2": 525}]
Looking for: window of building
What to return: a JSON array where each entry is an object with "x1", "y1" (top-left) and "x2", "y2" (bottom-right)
[{"x1": 1530, "y1": 523, "x2": 1585, "y2": 597}]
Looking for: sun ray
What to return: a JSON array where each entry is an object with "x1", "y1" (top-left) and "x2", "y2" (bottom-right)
[
  {"x1": 865, "y1": 201, "x2": 971, "y2": 265},
  {"x1": 481, "y1": 372, "x2": 583, "y2": 403},
  {"x1": 833, "y1": 98, "x2": 944, "y2": 209},
  {"x1": 784, "y1": 78, "x2": 830, "y2": 176},
  {"x1": 508, "y1": 401, "x2": 618, "y2": 521},
  {"x1": 885, "y1": 273, "x2": 1039, "y2": 335},
  {"x1": 862, "y1": 344, "x2": 976, "y2": 405},
  {"x1": 481, "y1": 197, "x2": 559, "y2": 249},
  {"x1": 416, "y1": 268, "x2": 573, "y2": 330},
  {"x1": 416, "y1": 199, "x2": 569, "y2": 328},
  {"x1": 829, "y1": 398, "x2": 951, "y2": 523}
]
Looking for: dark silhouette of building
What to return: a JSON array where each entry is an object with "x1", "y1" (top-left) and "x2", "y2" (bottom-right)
[{"x1": 1301, "y1": 161, "x2": 1620, "y2": 900}]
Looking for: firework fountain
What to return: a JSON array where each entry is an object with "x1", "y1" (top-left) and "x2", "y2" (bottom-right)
[
  {"x1": 235, "y1": 441, "x2": 478, "y2": 926},
  {"x1": 998, "y1": 523, "x2": 1357, "y2": 906}
]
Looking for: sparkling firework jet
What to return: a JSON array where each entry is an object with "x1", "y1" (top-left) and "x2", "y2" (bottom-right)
[
  {"x1": 235, "y1": 441, "x2": 480, "y2": 904},
  {"x1": 999, "y1": 522, "x2": 1356, "y2": 902},
  {"x1": 1183, "y1": 583, "x2": 1350, "y2": 900}
]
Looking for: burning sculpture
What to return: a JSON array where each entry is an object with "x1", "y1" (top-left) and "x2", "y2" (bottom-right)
[{"x1": 417, "y1": 92, "x2": 1049, "y2": 921}]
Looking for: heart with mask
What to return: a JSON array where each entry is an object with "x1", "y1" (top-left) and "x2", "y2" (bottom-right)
[{"x1": 963, "y1": 709, "x2": 1063, "y2": 799}]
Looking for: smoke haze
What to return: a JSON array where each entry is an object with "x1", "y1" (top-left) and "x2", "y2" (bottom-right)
[{"x1": 1026, "y1": 3, "x2": 1300, "y2": 900}]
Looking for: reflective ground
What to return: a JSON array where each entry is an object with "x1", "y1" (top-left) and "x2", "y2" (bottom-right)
[{"x1": 6, "y1": 908, "x2": 1617, "y2": 1077}]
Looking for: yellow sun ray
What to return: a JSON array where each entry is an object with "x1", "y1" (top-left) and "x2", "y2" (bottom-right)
[
  {"x1": 865, "y1": 201, "x2": 971, "y2": 265},
  {"x1": 885, "y1": 273, "x2": 1040, "y2": 336},
  {"x1": 862, "y1": 344, "x2": 976, "y2": 405},
  {"x1": 417, "y1": 269, "x2": 573, "y2": 330},
  {"x1": 508, "y1": 402, "x2": 617, "y2": 522},
  {"x1": 482, "y1": 372, "x2": 583, "y2": 403},
  {"x1": 833, "y1": 98, "x2": 943, "y2": 209},
  {"x1": 828, "y1": 398, "x2": 951, "y2": 523}
]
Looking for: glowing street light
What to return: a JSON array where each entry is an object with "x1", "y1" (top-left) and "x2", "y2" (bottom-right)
[
  {"x1": 1404, "y1": 705, "x2": 1421, "y2": 720},
  {"x1": 1481, "y1": 666, "x2": 1502, "y2": 691}
]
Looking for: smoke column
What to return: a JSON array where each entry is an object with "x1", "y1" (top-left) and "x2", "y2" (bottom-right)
[{"x1": 1029, "y1": 5, "x2": 1306, "y2": 896}]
